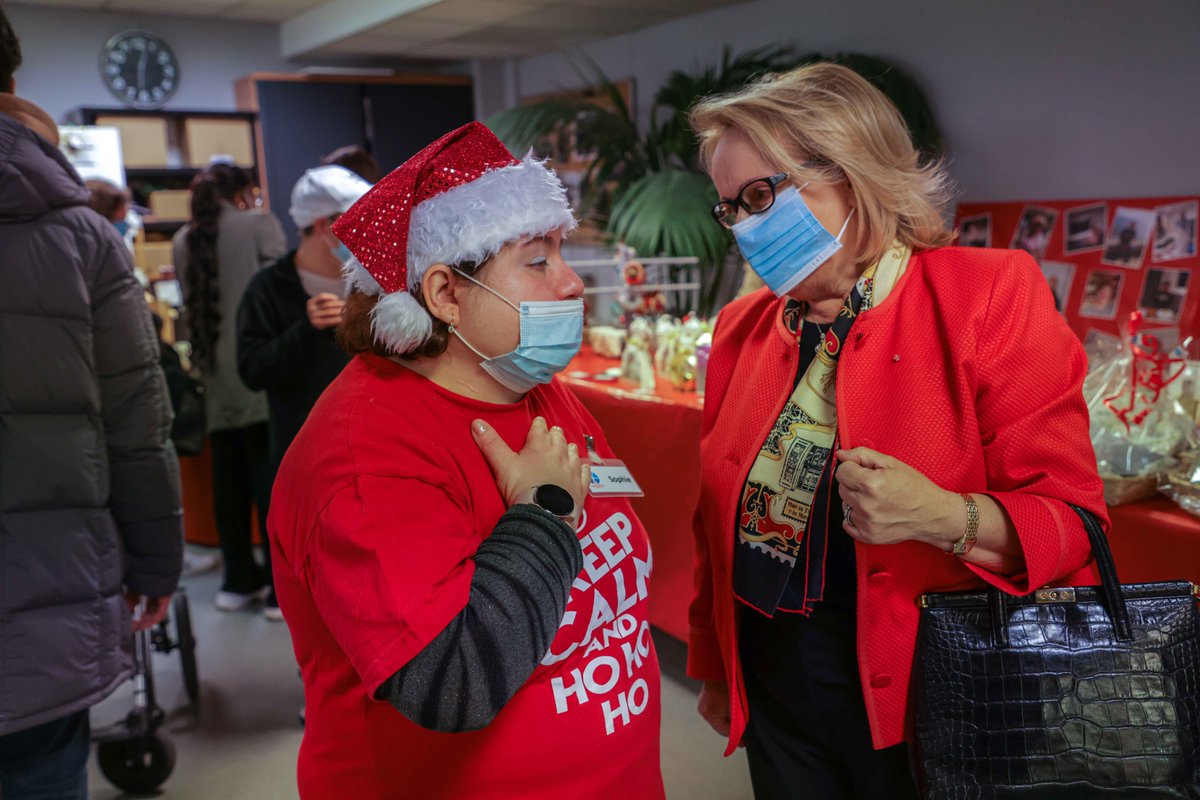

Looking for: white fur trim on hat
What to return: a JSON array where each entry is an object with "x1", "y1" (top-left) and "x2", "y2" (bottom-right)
[
  {"x1": 405, "y1": 154, "x2": 577, "y2": 292},
  {"x1": 343, "y1": 254, "x2": 384, "y2": 295},
  {"x1": 348, "y1": 155, "x2": 576, "y2": 355}
]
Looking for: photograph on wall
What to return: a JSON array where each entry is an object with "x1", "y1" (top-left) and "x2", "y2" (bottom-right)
[
  {"x1": 1152, "y1": 200, "x2": 1198, "y2": 262},
  {"x1": 1100, "y1": 206, "x2": 1156, "y2": 269},
  {"x1": 1063, "y1": 203, "x2": 1106, "y2": 254},
  {"x1": 1138, "y1": 326, "x2": 1183, "y2": 354},
  {"x1": 958, "y1": 213, "x2": 991, "y2": 248},
  {"x1": 1009, "y1": 206, "x2": 1057, "y2": 261},
  {"x1": 1138, "y1": 268, "x2": 1191, "y2": 324},
  {"x1": 1078, "y1": 269, "x2": 1125, "y2": 319},
  {"x1": 1039, "y1": 261, "x2": 1076, "y2": 313},
  {"x1": 1083, "y1": 327, "x2": 1124, "y2": 365}
]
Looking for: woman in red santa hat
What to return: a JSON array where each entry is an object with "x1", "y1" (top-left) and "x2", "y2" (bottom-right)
[{"x1": 268, "y1": 122, "x2": 665, "y2": 800}]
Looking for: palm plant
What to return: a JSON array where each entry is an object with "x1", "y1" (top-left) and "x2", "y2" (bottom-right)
[{"x1": 486, "y1": 47, "x2": 941, "y2": 316}]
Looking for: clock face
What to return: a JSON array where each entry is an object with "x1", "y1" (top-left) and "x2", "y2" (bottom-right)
[{"x1": 100, "y1": 31, "x2": 179, "y2": 110}]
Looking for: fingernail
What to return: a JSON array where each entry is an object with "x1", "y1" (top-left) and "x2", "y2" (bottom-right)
[{"x1": 472, "y1": 420, "x2": 486, "y2": 435}]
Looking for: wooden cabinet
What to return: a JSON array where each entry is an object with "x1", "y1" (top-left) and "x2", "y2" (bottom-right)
[{"x1": 235, "y1": 72, "x2": 474, "y2": 244}]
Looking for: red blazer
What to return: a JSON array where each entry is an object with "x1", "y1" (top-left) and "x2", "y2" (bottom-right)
[{"x1": 688, "y1": 247, "x2": 1107, "y2": 753}]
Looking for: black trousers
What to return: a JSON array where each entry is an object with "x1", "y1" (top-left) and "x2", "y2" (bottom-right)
[
  {"x1": 210, "y1": 421, "x2": 273, "y2": 595},
  {"x1": 740, "y1": 605, "x2": 918, "y2": 800}
]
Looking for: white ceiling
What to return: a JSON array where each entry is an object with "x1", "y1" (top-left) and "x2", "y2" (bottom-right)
[{"x1": 10, "y1": 0, "x2": 748, "y2": 59}]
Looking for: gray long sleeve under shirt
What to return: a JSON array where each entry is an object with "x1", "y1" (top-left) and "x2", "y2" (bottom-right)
[{"x1": 374, "y1": 503, "x2": 583, "y2": 733}]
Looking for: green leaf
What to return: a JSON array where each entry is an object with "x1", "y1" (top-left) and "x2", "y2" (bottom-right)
[{"x1": 649, "y1": 44, "x2": 797, "y2": 170}]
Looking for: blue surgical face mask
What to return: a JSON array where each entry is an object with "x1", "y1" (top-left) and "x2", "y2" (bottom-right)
[
  {"x1": 114, "y1": 219, "x2": 130, "y2": 237},
  {"x1": 732, "y1": 184, "x2": 854, "y2": 297},
  {"x1": 332, "y1": 241, "x2": 352, "y2": 264},
  {"x1": 450, "y1": 269, "x2": 584, "y2": 394}
]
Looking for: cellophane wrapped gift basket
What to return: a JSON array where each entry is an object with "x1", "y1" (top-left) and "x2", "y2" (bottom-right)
[{"x1": 1084, "y1": 312, "x2": 1197, "y2": 506}]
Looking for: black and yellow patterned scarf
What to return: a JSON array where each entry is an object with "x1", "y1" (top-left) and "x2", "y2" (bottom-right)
[{"x1": 734, "y1": 244, "x2": 910, "y2": 615}]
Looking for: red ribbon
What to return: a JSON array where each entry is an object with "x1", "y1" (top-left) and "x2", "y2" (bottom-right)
[{"x1": 1102, "y1": 311, "x2": 1188, "y2": 433}]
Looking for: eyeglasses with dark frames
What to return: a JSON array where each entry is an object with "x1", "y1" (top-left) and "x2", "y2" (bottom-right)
[{"x1": 711, "y1": 172, "x2": 790, "y2": 229}]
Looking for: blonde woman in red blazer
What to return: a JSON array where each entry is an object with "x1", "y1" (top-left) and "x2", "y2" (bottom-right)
[{"x1": 687, "y1": 64, "x2": 1107, "y2": 799}]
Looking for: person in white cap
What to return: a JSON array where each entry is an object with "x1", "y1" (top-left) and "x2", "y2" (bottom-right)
[
  {"x1": 235, "y1": 164, "x2": 371, "y2": 620},
  {"x1": 268, "y1": 123, "x2": 664, "y2": 799}
]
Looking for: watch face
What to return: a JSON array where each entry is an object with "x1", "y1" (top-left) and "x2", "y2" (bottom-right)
[
  {"x1": 534, "y1": 484, "x2": 575, "y2": 517},
  {"x1": 100, "y1": 31, "x2": 179, "y2": 110}
]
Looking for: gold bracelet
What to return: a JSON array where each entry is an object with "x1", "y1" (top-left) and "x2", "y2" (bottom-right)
[{"x1": 951, "y1": 493, "x2": 979, "y2": 556}]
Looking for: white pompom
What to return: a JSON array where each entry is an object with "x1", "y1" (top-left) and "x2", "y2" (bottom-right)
[{"x1": 370, "y1": 291, "x2": 433, "y2": 354}]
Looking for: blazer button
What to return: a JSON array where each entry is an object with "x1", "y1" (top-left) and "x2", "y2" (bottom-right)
[
  {"x1": 867, "y1": 570, "x2": 891, "y2": 586},
  {"x1": 870, "y1": 674, "x2": 893, "y2": 689}
]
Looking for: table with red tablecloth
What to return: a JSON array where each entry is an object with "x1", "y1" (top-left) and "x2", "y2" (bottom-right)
[
  {"x1": 562, "y1": 346, "x2": 1200, "y2": 642},
  {"x1": 1107, "y1": 496, "x2": 1200, "y2": 584},
  {"x1": 560, "y1": 348, "x2": 703, "y2": 641}
]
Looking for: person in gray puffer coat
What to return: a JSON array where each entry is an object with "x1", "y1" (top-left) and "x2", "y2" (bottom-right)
[{"x1": 0, "y1": 12, "x2": 183, "y2": 796}]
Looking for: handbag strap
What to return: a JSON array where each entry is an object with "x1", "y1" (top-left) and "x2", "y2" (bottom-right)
[
  {"x1": 1068, "y1": 504, "x2": 1133, "y2": 641},
  {"x1": 987, "y1": 505, "x2": 1132, "y2": 645}
]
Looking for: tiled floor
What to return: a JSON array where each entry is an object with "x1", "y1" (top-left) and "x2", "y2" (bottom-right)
[{"x1": 86, "y1": 553, "x2": 752, "y2": 799}]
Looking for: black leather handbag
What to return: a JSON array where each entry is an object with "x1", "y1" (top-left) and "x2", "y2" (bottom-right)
[{"x1": 910, "y1": 506, "x2": 1200, "y2": 798}]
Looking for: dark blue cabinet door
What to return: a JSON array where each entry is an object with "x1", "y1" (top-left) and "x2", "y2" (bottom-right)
[
  {"x1": 364, "y1": 83, "x2": 474, "y2": 174},
  {"x1": 257, "y1": 81, "x2": 365, "y2": 245}
]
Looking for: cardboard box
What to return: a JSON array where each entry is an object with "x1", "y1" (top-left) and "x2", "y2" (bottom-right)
[
  {"x1": 148, "y1": 190, "x2": 191, "y2": 220},
  {"x1": 135, "y1": 241, "x2": 174, "y2": 278},
  {"x1": 96, "y1": 115, "x2": 169, "y2": 168},
  {"x1": 185, "y1": 118, "x2": 254, "y2": 168}
]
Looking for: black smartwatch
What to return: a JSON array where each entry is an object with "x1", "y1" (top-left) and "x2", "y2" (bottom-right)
[{"x1": 530, "y1": 484, "x2": 576, "y2": 520}]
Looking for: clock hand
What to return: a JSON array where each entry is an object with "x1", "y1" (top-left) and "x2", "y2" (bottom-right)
[{"x1": 138, "y1": 49, "x2": 147, "y2": 89}]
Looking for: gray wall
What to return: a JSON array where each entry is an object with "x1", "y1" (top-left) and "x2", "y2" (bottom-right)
[
  {"x1": 5, "y1": 5, "x2": 298, "y2": 121},
  {"x1": 491, "y1": 0, "x2": 1199, "y2": 202}
]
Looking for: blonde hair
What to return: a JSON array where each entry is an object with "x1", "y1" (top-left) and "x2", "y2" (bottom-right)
[{"x1": 690, "y1": 62, "x2": 955, "y2": 266}]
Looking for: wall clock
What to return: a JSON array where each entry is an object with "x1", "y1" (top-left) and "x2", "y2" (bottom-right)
[{"x1": 100, "y1": 30, "x2": 179, "y2": 110}]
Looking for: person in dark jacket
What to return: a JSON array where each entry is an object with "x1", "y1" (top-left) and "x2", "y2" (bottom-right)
[
  {"x1": 0, "y1": 10, "x2": 182, "y2": 797},
  {"x1": 236, "y1": 165, "x2": 369, "y2": 619}
]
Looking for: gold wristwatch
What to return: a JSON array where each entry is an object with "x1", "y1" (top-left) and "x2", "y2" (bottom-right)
[{"x1": 951, "y1": 493, "x2": 979, "y2": 556}]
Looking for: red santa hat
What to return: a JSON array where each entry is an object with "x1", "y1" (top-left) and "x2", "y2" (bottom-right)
[{"x1": 333, "y1": 122, "x2": 577, "y2": 354}]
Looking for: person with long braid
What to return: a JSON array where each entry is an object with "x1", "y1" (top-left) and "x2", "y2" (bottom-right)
[{"x1": 173, "y1": 163, "x2": 287, "y2": 612}]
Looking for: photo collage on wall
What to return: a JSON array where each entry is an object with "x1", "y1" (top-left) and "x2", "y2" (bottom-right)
[{"x1": 955, "y1": 196, "x2": 1200, "y2": 348}]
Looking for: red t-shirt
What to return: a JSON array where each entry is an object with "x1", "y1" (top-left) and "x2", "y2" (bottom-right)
[{"x1": 269, "y1": 354, "x2": 664, "y2": 799}]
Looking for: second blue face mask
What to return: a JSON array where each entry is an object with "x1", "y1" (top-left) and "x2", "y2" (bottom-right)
[
  {"x1": 732, "y1": 184, "x2": 854, "y2": 297},
  {"x1": 451, "y1": 269, "x2": 584, "y2": 395}
]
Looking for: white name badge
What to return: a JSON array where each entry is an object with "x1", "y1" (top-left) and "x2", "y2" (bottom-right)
[{"x1": 588, "y1": 461, "x2": 644, "y2": 498}]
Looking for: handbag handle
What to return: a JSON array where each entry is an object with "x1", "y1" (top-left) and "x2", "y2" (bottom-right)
[
  {"x1": 1069, "y1": 504, "x2": 1133, "y2": 641},
  {"x1": 988, "y1": 504, "x2": 1132, "y2": 645}
]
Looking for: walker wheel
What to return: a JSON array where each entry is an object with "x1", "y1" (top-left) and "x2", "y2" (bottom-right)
[
  {"x1": 173, "y1": 592, "x2": 200, "y2": 706},
  {"x1": 96, "y1": 733, "x2": 176, "y2": 794}
]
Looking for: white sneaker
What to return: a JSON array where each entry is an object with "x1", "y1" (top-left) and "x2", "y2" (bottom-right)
[
  {"x1": 262, "y1": 604, "x2": 285, "y2": 622},
  {"x1": 214, "y1": 586, "x2": 270, "y2": 612},
  {"x1": 182, "y1": 549, "x2": 221, "y2": 577}
]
